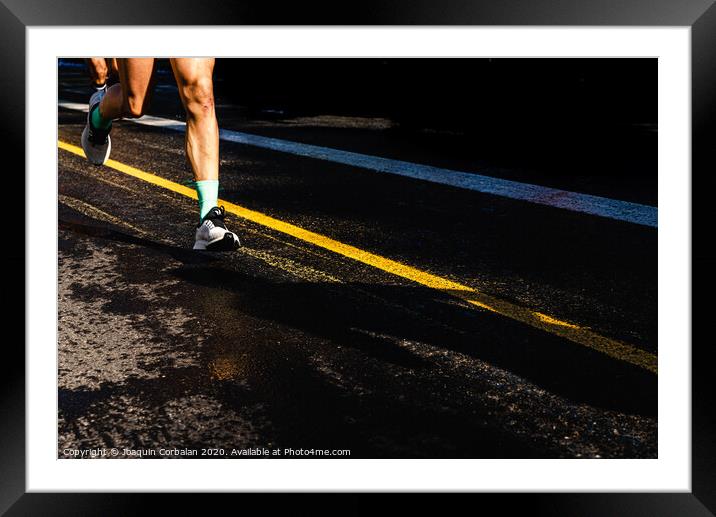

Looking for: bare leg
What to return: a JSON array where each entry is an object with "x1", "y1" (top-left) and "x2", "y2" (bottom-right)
[
  {"x1": 170, "y1": 58, "x2": 218, "y2": 182},
  {"x1": 98, "y1": 58, "x2": 156, "y2": 121},
  {"x1": 86, "y1": 58, "x2": 108, "y2": 88}
]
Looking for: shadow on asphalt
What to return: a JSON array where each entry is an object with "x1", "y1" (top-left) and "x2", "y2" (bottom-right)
[
  {"x1": 171, "y1": 264, "x2": 657, "y2": 419},
  {"x1": 58, "y1": 215, "x2": 657, "y2": 458},
  {"x1": 59, "y1": 220, "x2": 221, "y2": 266},
  {"x1": 59, "y1": 213, "x2": 656, "y2": 418}
]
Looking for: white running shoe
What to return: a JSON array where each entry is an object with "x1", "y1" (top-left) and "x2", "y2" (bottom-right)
[
  {"x1": 81, "y1": 89, "x2": 112, "y2": 165},
  {"x1": 194, "y1": 206, "x2": 241, "y2": 251}
]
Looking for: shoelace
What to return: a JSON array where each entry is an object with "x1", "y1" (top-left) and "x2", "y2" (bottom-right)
[{"x1": 197, "y1": 206, "x2": 227, "y2": 228}]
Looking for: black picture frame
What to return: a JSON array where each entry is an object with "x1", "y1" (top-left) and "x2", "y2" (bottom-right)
[{"x1": 3, "y1": 0, "x2": 712, "y2": 514}]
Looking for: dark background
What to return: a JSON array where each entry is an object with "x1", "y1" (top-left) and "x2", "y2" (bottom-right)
[
  {"x1": 214, "y1": 58, "x2": 656, "y2": 126},
  {"x1": 216, "y1": 58, "x2": 657, "y2": 188}
]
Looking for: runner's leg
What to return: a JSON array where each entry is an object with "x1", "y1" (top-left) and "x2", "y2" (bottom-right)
[
  {"x1": 170, "y1": 57, "x2": 239, "y2": 250},
  {"x1": 99, "y1": 58, "x2": 156, "y2": 121},
  {"x1": 170, "y1": 58, "x2": 219, "y2": 183},
  {"x1": 86, "y1": 58, "x2": 108, "y2": 90},
  {"x1": 81, "y1": 58, "x2": 155, "y2": 165},
  {"x1": 170, "y1": 58, "x2": 219, "y2": 219}
]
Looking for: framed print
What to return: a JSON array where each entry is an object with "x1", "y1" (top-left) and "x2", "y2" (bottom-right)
[{"x1": 3, "y1": 0, "x2": 713, "y2": 513}]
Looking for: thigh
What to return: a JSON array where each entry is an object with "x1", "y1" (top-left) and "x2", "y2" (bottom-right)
[{"x1": 117, "y1": 58, "x2": 156, "y2": 103}]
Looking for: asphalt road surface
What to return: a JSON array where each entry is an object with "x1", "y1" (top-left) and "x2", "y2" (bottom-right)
[{"x1": 57, "y1": 62, "x2": 657, "y2": 459}]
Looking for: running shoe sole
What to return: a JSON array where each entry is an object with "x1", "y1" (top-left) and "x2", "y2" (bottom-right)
[{"x1": 81, "y1": 124, "x2": 112, "y2": 165}]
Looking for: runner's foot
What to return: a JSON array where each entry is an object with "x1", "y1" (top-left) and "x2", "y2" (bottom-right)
[
  {"x1": 81, "y1": 89, "x2": 112, "y2": 165},
  {"x1": 194, "y1": 206, "x2": 241, "y2": 251}
]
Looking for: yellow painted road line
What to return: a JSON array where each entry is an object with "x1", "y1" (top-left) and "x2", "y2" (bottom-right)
[{"x1": 58, "y1": 140, "x2": 657, "y2": 373}]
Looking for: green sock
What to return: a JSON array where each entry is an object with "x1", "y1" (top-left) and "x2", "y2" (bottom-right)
[
  {"x1": 90, "y1": 104, "x2": 112, "y2": 130},
  {"x1": 195, "y1": 180, "x2": 219, "y2": 220}
]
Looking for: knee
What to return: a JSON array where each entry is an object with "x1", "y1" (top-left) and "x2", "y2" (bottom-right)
[
  {"x1": 182, "y1": 77, "x2": 214, "y2": 119},
  {"x1": 123, "y1": 93, "x2": 148, "y2": 118}
]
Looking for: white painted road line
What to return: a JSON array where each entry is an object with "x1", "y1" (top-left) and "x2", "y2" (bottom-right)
[{"x1": 59, "y1": 100, "x2": 657, "y2": 227}]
